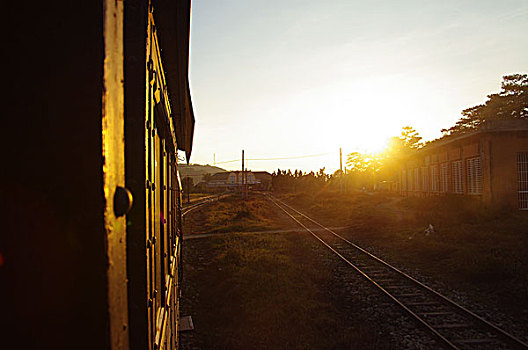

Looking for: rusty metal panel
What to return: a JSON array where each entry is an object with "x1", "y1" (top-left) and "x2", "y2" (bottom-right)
[{"x1": 102, "y1": 0, "x2": 129, "y2": 348}]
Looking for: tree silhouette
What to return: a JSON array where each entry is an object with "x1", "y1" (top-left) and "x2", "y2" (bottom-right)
[{"x1": 442, "y1": 74, "x2": 528, "y2": 136}]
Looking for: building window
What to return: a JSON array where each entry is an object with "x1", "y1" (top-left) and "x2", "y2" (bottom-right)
[
  {"x1": 519, "y1": 152, "x2": 528, "y2": 210},
  {"x1": 414, "y1": 168, "x2": 420, "y2": 191},
  {"x1": 407, "y1": 170, "x2": 413, "y2": 191},
  {"x1": 401, "y1": 170, "x2": 407, "y2": 191},
  {"x1": 440, "y1": 163, "x2": 449, "y2": 193},
  {"x1": 466, "y1": 157, "x2": 482, "y2": 194},
  {"x1": 430, "y1": 165, "x2": 439, "y2": 192},
  {"x1": 421, "y1": 166, "x2": 428, "y2": 192},
  {"x1": 452, "y1": 161, "x2": 463, "y2": 193}
]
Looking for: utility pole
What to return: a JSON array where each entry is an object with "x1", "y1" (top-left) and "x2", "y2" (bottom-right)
[
  {"x1": 241, "y1": 150, "x2": 245, "y2": 198},
  {"x1": 340, "y1": 147, "x2": 343, "y2": 194}
]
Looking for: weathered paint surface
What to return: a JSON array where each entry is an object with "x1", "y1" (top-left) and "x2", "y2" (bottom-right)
[{"x1": 103, "y1": 0, "x2": 129, "y2": 348}]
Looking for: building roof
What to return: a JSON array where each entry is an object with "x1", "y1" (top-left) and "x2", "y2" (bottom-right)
[
  {"x1": 154, "y1": 0, "x2": 195, "y2": 160},
  {"x1": 421, "y1": 119, "x2": 528, "y2": 152}
]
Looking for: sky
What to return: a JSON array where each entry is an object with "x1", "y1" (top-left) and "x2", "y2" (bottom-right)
[{"x1": 187, "y1": 0, "x2": 528, "y2": 173}]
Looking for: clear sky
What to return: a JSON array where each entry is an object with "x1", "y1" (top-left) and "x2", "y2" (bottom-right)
[{"x1": 187, "y1": 0, "x2": 528, "y2": 173}]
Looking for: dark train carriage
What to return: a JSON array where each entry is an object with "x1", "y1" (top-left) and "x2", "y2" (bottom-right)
[{"x1": 2, "y1": 0, "x2": 194, "y2": 349}]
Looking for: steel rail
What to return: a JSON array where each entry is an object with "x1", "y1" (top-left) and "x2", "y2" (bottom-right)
[
  {"x1": 267, "y1": 196, "x2": 460, "y2": 349},
  {"x1": 182, "y1": 194, "x2": 218, "y2": 208},
  {"x1": 182, "y1": 201, "x2": 208, "y2": 217},
  {"x1": 182, "y1": 193, "x2": 230, "y2": 217},
  {"x1": 268, "y1": 194, "x2": 528, "y2": 350}
]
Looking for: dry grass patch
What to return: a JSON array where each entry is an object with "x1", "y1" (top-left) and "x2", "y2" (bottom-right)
[{"x1": 206, "y1": 195, "x2": 278, "y2": 233}]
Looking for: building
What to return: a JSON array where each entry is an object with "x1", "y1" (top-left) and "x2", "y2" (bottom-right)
[
  {"x1": 400, "y1": 120, "x2": 528, "y2": 210},
  {"x1": 207, "y1": 171, "x2": 272, "y2": 191}
]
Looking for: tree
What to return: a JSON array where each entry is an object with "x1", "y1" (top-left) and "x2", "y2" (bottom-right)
[
  {"x1": 442, "y1": 73, "x2": 528, "y2": 136},
  {"x1": 345, "y1": 152, "x2": 383, "y2": 190},
  {"x1": 400, "y1": 126, "x2": 423, "y2": 149},
  {"x1": 346, "y1": 152, "x2": 367, "y2": 172}
]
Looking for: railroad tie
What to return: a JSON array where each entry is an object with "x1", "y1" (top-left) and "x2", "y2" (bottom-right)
[
  {"x1": 376, "y1": 279, "x2": 396, "y2": 283},
  {"x1": 432, "y1": 323, "x2": 470, "y2": 329},
  {"x1": 420, "y1": 312, "x2": 454, "y2": 317},
  {"x1": 453, "y1": 338, "x2": 496, "y2": 345},
  {"x1": 405, "y1": 301, "x2": 440, "y2": 306},
  {"x1": 383, "y1": 285, "x2": 406, "y2": 289},
  {"x1": 396, "y1": 293, "x2": 423, "y2": 298}
]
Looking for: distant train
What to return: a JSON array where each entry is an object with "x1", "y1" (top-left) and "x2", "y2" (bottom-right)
[{"x1": 2, "y1": 0, "x2": 194, "y2": 349}]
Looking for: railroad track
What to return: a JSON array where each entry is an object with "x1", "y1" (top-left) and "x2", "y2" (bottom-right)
[
  {"x1": 182, "y1": 193, "x2": 230, "y2": 217},
  {"x1": 268, "y1": 194, "x2": 528, "y2": 350}
]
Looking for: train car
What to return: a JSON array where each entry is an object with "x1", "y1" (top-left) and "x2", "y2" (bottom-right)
[{"x1": 2, "y1": 0, "x2": 194, "y2": 349}]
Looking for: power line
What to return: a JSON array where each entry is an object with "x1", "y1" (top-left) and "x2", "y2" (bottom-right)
[
  {"x1": 248, "y1": 152, "x2": 332, "y2": 161},
  {"x1": 214, "y1": 159, "x2": 241, "y2": 164},
  {"x1": 214, "y1": 152, "x2": 332, "y2": 164}
]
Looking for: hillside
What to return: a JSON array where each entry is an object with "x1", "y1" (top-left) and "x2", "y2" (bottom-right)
[{"x1": 178, "y1": 163, "x2": 227, "y2": 184}]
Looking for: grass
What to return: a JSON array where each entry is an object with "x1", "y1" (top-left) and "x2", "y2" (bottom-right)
[
  {"x1": 182, "y1": 233, "x2": 389, "y2": 349},
  {"x1": 181, "y1": 194, "x2": 391, "y2": 349},
  {"x1": 183, "y1": 194, "x2": 278, "y2": 235},
  {"x1": 206, "y1": 195, "x2": 277, "y2": 233},
  {"x1": 182, "y1": 191, "x2": 528, "y2": 348},
  {"x1": 279, "y1": 190, "x2": 528, "y2": 316}
]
